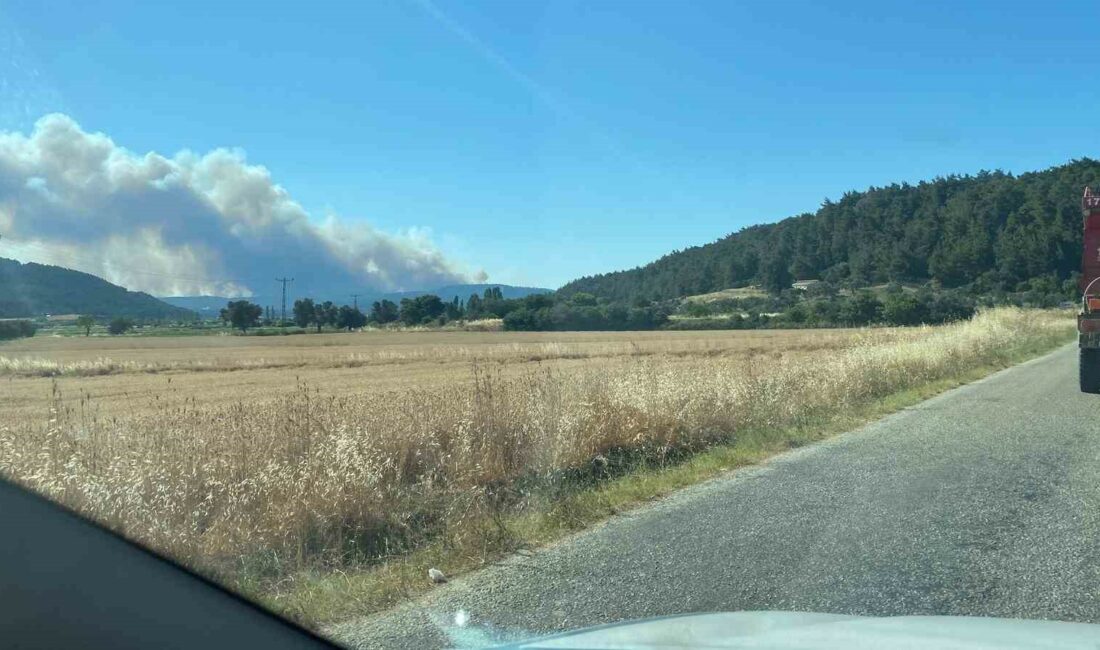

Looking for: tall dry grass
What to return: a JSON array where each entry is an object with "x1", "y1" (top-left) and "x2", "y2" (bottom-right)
[{"x1": 0, "y1": 308, "x2": 1073, "y2": 596}]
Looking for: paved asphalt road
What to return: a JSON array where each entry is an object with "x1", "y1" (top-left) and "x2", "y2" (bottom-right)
[{"x1": 330, "y1": 345, "x2": 1100, "y2": 648}]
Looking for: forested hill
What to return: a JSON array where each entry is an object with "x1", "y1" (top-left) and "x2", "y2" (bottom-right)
[
  {"x1": 559, "y1": 159, "x2": 1100, "y2": 302},
  {"x1": 0, "y1": 258, "x2": 195, "y2": 320}
]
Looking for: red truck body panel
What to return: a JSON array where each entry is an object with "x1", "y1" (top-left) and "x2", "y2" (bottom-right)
[
  {"x1": 1079, "y1": 188, "x2": 1100, "y2": 350},
  {"x1": 1082, "y1": 187, "x2": 1100, "y2": 294}
]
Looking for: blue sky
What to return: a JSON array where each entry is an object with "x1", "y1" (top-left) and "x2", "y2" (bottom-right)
[{"x1": 2, "y1": 0, "x2": 1100, "y2": 290}]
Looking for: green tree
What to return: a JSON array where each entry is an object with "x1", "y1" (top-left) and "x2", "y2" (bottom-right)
[
  {"x1": 107, "y1": 317, "x2": 134, "y2": 335},
  {"x1": 503, "y1": 307, "x2": 546, "y2": 331},
  {"x1": 292, "y1": 298, "x2": 315, "y2": 329},
  {"x1": 838, "y1": 292, "x2": 881, "y2": 325},
  {"x1": 466, "y1": 293, "x2": 483, "y2": 318},
  {"x1": 220, "y1": 300, "x2": 263, "y2": 333},
  {"x1": 927, "y1": 291, "x2": 975, "y2": 323},
  {"x1": 804, "y1": 281, "x2": 837, "y2": 299},
  {"x1": 316, "y1": 301, "x2": 338, "y2": 330},
  {"x1": 785, "y1": 302, "x2": 808, "y2": 324},
  {"x1": 445, "y1": 296, "x2": 464, "y2": 321},
  {"x1": 881, "y1": 293, "x2": 929, "y2": 326},
  {"x1": 399, "y1": 294, "x2": 445, "y2": 325},
  {"x1": 806, "y1": 299, "x2": 840, "y2": 324},
  {"x1": 569, "y1": 292, "x2": 598, "y2": 307},
  {"x1": 369, "y1": 299, "x2": 399, "y2": 324},
  {"x1": 0, "y1": 320, "x2": 36, "y2": 340},
  {"x1": 336, "y1": 305, "x2": 367, "y2": 331},
  {"x1": 684, "y1": 302, "x2": 711, "y2": 318},
  {"x1": 75, "y1": 315, "x2": 95, "y2": 336},
  {"x1": 759, "y1": 246, "x2": 793, "y2": 295}
]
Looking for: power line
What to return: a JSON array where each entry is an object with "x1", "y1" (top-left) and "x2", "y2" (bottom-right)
[
  {"x1": 275, "y1": 277, "x2": 294, "y2": 324},
  {"x1": 350, "y1": 293, "x2": 360, "y2": 310}
]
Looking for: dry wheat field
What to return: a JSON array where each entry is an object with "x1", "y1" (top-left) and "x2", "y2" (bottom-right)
[
  {"x1": 0, "y1": 309, "x2": 1075, "y2": 620},
  {"x1": 0, "y1": 327, "x2": 889, "y2": 422}
]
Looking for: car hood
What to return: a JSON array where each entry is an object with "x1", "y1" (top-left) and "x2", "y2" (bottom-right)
[{"x1": 492, "y1": 611, "x2": 1100, "y2": 649}]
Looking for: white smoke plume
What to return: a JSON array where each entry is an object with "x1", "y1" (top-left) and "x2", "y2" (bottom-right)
[{"x1": 0, "y1": 114, "x2": 482, "y2": 297}]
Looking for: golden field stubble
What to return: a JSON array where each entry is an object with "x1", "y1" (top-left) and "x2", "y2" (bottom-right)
[{"x1": 0, "y1": 309, "x2": 1072, "y2": 582}]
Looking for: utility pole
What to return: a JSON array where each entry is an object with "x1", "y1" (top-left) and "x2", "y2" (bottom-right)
[
  {"x1": 351, "y1": 293, "x2": 360, "y2": 310},
  {"x1": 275, "y1": 277, "x2": 293, "y2": 325}
]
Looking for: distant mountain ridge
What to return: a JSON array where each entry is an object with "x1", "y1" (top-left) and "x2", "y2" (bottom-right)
[
  {"x1": 559, "y1": 158, "x2": 1100, "y2": 303},
  {"x1": 429, "y1": 284, "x2": 551, "y2": 301},
  {"x1": 0, "y1": 258, "x2": 195, "y2": 320},
  {"x1": 162, "y1": 284, "x2": 551, "y2": 317}
]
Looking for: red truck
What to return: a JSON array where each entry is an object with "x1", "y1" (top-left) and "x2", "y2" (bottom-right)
[{"x1": 1080, "y1": 187, "x2": 1100, "y2": 392}]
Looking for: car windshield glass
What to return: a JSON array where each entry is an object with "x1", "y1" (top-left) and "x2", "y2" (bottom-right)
[{"x1": 0, "y1": 2, "x2": 1097, "y2": 649}]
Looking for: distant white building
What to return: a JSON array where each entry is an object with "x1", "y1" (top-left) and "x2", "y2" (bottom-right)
[{"x1": 791, "y1": 279, "x2": 822, "y2": 291}]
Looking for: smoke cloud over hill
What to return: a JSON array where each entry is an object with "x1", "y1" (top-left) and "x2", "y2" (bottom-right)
[{"x1": 0, "y1": 114, "x2": 482, "y2": 297}]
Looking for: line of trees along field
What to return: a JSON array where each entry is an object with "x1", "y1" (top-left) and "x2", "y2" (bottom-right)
[
  {"x1": 214, "y1": 287, "x2": 669, "y2": 333},
  {"x1": 214, "y1": 283, "x2": 1025, "y2": 333},
  {"x1": 559, "y1": 159, "x2": 1100, "y2": 303},
  {"x1": 0, "y1": 320, "x2": 36, "y2": 340},
  {"x1": 220, "y1": 289, "x2": 511, "y2": 332}
]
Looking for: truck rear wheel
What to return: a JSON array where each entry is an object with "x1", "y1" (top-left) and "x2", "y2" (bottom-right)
[{"x1": 1081, "y1": 348, "x2": 1100, "y2": 393}]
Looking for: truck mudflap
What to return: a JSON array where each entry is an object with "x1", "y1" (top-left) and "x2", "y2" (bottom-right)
[
  {"x1": 1079, "y1": 309, "x2": 1100, "y2": 346},
  {"x1": 1079, "y1": 312, "x2": 1100, "y2": 392},
  {"x1": 1078, "y1": 315, "x2": 1100, "y2": 392},
  {"x1": 1081, "y1": 348, "x2": 1100, "y2": 393}
]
